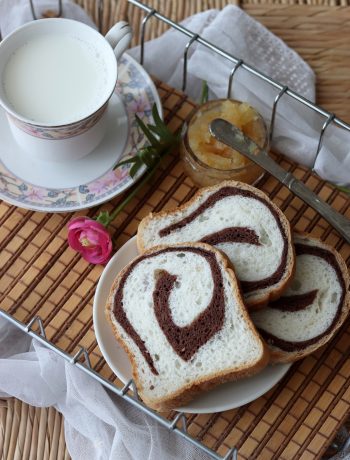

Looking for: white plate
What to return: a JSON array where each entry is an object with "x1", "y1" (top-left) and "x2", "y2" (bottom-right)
[
  {"x1": 0, "y1": 54, "x2": 161, "y2": 212},
  {"x1": 93, "y1": 236, "x2": 291, "y2": 413}
]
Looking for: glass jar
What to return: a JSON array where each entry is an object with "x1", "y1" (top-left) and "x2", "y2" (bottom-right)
[{"x1": 180, "y1": 99, "x2": 268, "y2": 187}]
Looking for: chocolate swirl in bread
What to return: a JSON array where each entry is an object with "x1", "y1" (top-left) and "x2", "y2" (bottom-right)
[
  {"x1": 252, "y1": 236, "x2": 349, "y2": 362},
  {"x1": 158, "y1": 186, "x2": 288, "y2": 293},
  {"x1": 106, "y1": 242, "x2": 269, "y2": 411},
  {"x1": 269, "y1": 289, "x2": 318, "y2": 312},
  {"x1": 113, "y1": 246, "x2": 225, "y2": 375},
  {"x1": 200, "y1": 227, "x2": 261, "y2": 247}
]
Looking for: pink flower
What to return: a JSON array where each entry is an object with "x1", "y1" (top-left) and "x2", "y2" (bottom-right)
[{"x1": 67, "y1": 217, "x2": 112, "y2": 265}]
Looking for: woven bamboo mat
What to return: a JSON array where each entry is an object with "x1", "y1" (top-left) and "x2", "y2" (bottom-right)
[
  {"x1": 0, "y1": 399, "x2": 70, "y2": 460},
  {"x1": 1, "y1": 1, "x2": 350, "y2": 460}
]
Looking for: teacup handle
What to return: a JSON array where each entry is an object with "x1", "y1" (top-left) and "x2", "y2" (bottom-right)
[{"x1": 105, "y1": 21, "x2": 132, "y2": 61}]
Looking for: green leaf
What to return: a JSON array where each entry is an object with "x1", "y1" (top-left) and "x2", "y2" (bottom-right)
[
  {"x1": 114, "y1": 157, "x2": 139, "y2": 168},
  {"x1": 114, "y1": 104, "x2": 180, "y2": 181},
  {"x1": 90, "y1": 104, "x2": 182, "y2": 237},
  {"x1": 135, "y1": 114, "x2": 158, "y2": 146},
  {"x1": 150, "y1": 105, "x2": 176, "y2": 142},
  {"x1": 152, "y1": 104, "x2": 164, "y2": 129},
  {"x1": 200, "y1": 80, "x2": 209, "y2": 105},
  {"x1": 95, "y1": 210, "x2": 111, "y2": 227},
  {"x1": 146, "y1": 124, "x2": 163, "y2": 137},
  {"x1": 129, "y1": 160, "x2": 143, "y2": 178},
  {"x1": 138, "y1": 147, "x2": 159, "y2": 167},
  {"x1": 147, "y1": 124, "x2": 175, "y2": 144}
]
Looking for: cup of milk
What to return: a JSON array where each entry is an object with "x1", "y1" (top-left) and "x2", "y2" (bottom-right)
[{"x1": 0, "y1": 18, "x2": 132, "y2": 161}]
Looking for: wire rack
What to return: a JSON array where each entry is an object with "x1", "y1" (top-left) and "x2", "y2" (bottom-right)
[
  {"x1": 0, "y1": 1, "x2": 350, "y2": 459},
  {"x1": 131, "y1": 0, "x2": 350, "y2": 165}
]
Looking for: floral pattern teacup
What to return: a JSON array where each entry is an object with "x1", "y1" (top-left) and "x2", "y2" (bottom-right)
[{"x1": 0, "y1": 18, "x2": 132, "y2": 162}]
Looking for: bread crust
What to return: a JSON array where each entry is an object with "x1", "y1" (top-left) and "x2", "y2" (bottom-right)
[
  {"x1": 267, "y1": 233, "x2": 350, "y2": 364},
  {"x1": 105, "y1": 241, "x2": 269, "y2": 411},
  {"x1": 137, "y1": 180, "x2": 295, "y2": 310}
]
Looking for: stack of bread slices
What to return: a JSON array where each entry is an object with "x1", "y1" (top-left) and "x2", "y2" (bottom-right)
[{"x1": 106, "y1": 180, "x2": 350, "y2": 411}]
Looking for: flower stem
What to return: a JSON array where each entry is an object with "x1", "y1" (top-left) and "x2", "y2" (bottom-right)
[
  {"x1": 334, "y1": 184, "x2": 350, "y2": 195},
  {"x1": 106, "y1": 162, "x2": 159, "y2": 226},
  {"x1": 200, "y1": 81, "x2": 209, "y2": 105},
  {"x1": 105, "y1": 142, "x2": 177, "y2": 227}
]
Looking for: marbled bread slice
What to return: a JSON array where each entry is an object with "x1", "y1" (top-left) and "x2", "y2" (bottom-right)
[
  {"x1": 106, "y1": 242, "x2": 269, "y2": 411},
  {"x1": 138, "y1": 181, "x2": 295, "y2": 309},
  {"x1": 251, "y1": 234, "x2": 350, "y2": 363}
]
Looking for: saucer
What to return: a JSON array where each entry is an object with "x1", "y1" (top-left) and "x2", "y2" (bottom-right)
[{"x1": 0, "y1": 54, "x2": 162, "y2": 213}]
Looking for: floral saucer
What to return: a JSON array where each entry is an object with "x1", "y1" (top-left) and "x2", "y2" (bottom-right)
[{"x1": 0, "y1": 54, "x2": 162, "y2": 213}]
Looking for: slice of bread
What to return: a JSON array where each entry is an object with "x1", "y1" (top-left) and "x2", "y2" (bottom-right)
[
  {"x1": 137, "y1": 180, "x2": 295, "y2": 309},
  {"x1": 251, "y1": 234, "x2": 350, "y2": 363},
  {"x1": 106, "y1": 242, "x2": 269, "y2": 411}
]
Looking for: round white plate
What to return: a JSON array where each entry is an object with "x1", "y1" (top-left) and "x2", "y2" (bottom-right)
[
  {"x1": 0, "y1": 54, "x2": 162, "y2": 212},
  {"x1": 93, "y1": 236, "x2": 292, "y2": 414}
]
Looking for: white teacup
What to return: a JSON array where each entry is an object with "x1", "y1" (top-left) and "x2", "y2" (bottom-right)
[{"x1": 0, "y1": 18, "x2": 132, "y2": 162}]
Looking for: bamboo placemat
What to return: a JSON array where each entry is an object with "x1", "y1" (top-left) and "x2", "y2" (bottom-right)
[
  {"x1": 1, "y1": 79, "x2": 350, "y2": 460},
  {"x1": 0, "y1": 399, "x2": 70, "y2": 460},
  {"x1": 1, "y1": 1, "x2": 350, "y2": 460}
]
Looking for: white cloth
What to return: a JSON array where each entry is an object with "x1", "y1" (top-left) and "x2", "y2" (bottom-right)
[
  {"x1": 0, "y1": 318, "x2": 211, "y2": 460},
  {"x1": 128, "y1": 5, "x2": 350, "y2": 186},
  {"x1": 0, "y1": 0, "x2": 96, "y2": 35},
  {"x1": 0, "y1": 3, "x2": 349, "y2": 460}
]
